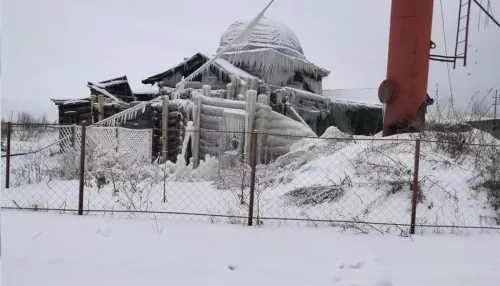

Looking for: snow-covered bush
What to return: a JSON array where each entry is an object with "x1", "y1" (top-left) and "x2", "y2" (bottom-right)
[
  {"x1": 58, "y1": 149, "x2": 80, "y2": 180},
  {"x1": 470, "y1": 144, "x2": 500, "y2": 213},
  {"x1": 10, "y1": 153, "x2": 48, "y2": 186},
  {"x1": 422, "y1": 128, "x2": 500, "y2": 218},
  {"x1": 213, "y1": 150, "x2": 250, "y2": 205},
  {"x1": 165, "y1": 154, "x2": 219, "y2": 182}
]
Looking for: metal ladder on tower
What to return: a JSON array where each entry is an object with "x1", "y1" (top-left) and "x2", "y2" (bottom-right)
[{"x1": 453, "y1": 0, "x2": 472, "y2": 69}]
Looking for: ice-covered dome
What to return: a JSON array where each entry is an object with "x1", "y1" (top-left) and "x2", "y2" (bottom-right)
[{"x1": 217, "y1": 17, "x2": 306, "y2": 59}]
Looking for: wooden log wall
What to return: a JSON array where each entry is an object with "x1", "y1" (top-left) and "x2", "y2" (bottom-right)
[
  {"x1": 151, "y1": 101, "x2": 186, "y2": 163},
  {"x1": 57, "y1": 102, "x2": 118, "y2": 125},
  {"x1": 191, "y1": 84, "x2": 251, "y2": 166}
]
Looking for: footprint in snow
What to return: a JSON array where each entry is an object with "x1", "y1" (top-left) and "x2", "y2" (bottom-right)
[
  {"x1": 338, "y1": 261, "x2": 366, "y2": 270},
  {"x1": 333, "y1": 259, "x2": 393, "y2": 286}
]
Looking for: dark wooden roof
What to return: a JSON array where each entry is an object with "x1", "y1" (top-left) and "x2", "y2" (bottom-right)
[
  {"x1": 142, "y1": 53, "x2": 209, "y2": 85},
  {"x1": 134, "y1": 92, "x2": 159, "y2": 101},
  {"x1": 88, "y1": 75, "x2": 136, "y2": 102},
  {"x1": 51, "y1": 98, "x2": 90, "y2": 106}
]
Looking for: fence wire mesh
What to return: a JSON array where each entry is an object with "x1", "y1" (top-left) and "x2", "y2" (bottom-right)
[
  {"x1": 2, "y1": 123, "x2": 500, "y2": 234},
  {"x1": 1, "y1": 124, "x2": 80, "y2": 211}
]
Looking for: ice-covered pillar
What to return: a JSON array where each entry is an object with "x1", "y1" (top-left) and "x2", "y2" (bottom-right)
[
  {"x1": 258, "y1": 94, "x2": 270, "y2": 106},
  {"x1": 255, "y1": 95, "x2": 271, "y2": 164},
  {"x1": 244, "y1": 90, "x2": 257, "y2": 165},
  {"x1": 226, "y1": 83, "x2": 235, "y2": 99},
  {"x1": 98, "y1": 94, "x2": 105, "y2": 122},
  {"x1": 276, "y1": 90, "x2": 286, "y2": 114},
  {"x1": 192, "y1": 94, "x2": 202, "y2": 168},
  {"x1": 90, "y1": 95, "x2": 97, "y2": 124},
  {"x1": 203, "y1": 85, "x2": 211, "y2": 98},
  {"x1": 239, "y1": 82, "x2": 248, "y2": 99},
  {"x1": 230, "y1": 75, "x2": 239, "y2": 95},
  {"x1": 174, "y1": 80, "x2": 185, "y2": 100},
  {"x1": 249, "y1": 78, "x2": 259, "y2": 92},
  {"x1": 161, "y1": 96, "x2": 169, "y2": 163}
]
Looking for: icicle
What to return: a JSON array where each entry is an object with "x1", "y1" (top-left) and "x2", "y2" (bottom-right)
[
  {"x1": 178, "y1": 77, "x2": 186, "y2": 91},
  {"x1": 221, "y1": 48, "x2": 328, "y2": 82}
]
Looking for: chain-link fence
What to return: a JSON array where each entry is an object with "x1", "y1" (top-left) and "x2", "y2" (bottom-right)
[{"x1": 2, "y1": 122, "x2": 500, "y2": 234}]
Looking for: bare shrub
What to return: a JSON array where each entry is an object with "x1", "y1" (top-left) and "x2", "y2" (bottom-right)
[
  {"x1": 472, "y1": 146, "x2": 500, "y2": 213},
  {"x1": 13, "y1": 112, "x2": 52, "y2": 141},
  {"x1": 1, "y1": 119, "x2": 7, "y2": 142},
  {"x1": 427, "y1": 91, "x2": 500, "y2": 219},
  {"x1": 283, "y1": 175, "x2": 352, "y2": 207}
]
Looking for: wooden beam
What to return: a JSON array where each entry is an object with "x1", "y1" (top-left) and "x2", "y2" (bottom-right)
[
  {"x1": 192, "y1": 95, "x2": 202, "y2": 168},
  {"x1": 98, "y1": 94, "x2": 105, "y2": 122},
  {"x1": 90, "y1": 95, "x2": 97, "y2": 124},
  {"x1": 162, "y1": 96, "x2": 169, "y2": 163}
]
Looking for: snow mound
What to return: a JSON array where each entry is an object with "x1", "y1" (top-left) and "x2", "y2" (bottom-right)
[
  {"x1": 320, "y1": 126, "x2": 345, "y2": 139},
  {"x1": 256, "y1": 129, "x2": 500, "y2": 232},
  {"x1": 217, "y1": 17, "x2": 305, "y2": 59}
]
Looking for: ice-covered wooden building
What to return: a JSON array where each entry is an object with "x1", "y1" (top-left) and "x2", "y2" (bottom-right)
[
  {"x1": 51, "y1": 18, "x2": 383, "y2": 163},
  {"x1": 51, "y1": 76, "x2": 158, "y2": 125}
]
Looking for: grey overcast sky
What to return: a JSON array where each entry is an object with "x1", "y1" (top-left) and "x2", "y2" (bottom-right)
[{"x1": 1, "y1": 0, "x2": 499, "y2": 121}]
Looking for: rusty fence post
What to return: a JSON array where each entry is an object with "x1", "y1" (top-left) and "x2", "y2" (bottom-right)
[
  {"x1": 247, "y1": 130, "x2": 258, "y2": 226},
  {"x1": 78, "y1": 122, "x2": 87, "y2": 215},
  {"x1": 5, "y1": 122, "x2": 12, "y2": 189},
  {"x1": 410, "y1": 138, "x2": 421, "y2": 234}
]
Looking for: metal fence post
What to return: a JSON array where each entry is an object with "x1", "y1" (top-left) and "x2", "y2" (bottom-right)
[
  {"x1": 116, "y1": 127, "x2": 119, "y2": 152},
  {"x1": 248, "y1": 130, "x2": 258, "y2": 226},
  {"x1": 410, "y1": 138, "x2": 421, "y2": 234},
  {"x1": 5, "y1": 122, "x2": 12, "y2": 188},
  {"x1": 78, "y1": 122, "x2": 87, "y2": 215}
]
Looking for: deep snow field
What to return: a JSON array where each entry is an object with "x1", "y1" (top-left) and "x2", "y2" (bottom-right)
[{"x1": 2, "y1": 210, "x2": 500, "y2": 286}]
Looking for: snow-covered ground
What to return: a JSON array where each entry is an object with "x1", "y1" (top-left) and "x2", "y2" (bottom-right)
[
  {"x1": 2, "y1": 127, "x2": 500, "y2": 234},
  {"x1": 2, "y1": 210, "x2": 500, "y2": 286}
]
